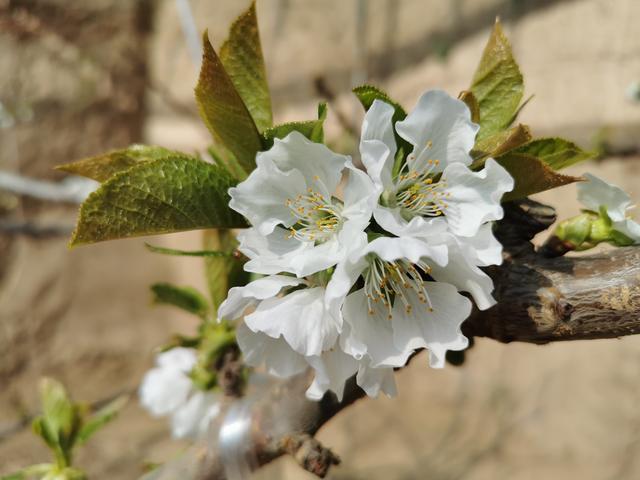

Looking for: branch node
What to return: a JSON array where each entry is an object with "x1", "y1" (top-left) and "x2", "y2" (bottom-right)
[{"x1": 278, "y1": 433, "x2": 341, "y2": 478}]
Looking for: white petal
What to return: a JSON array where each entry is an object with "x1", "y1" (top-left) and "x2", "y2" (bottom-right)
[
  {"x1": 139, "y1": 367, "x2": 193, "y2": 417},
  {"x1": 235, "y1": 323, "x2": 308, "y2": 378},
  {"x1": 341, "y1": 289, "x2": 413, "y2": 367},
  {"x1": 360, "y1": 99, "x2": 397, "y2": 190},
  {"x1": 396, "y1": 90, "x2": 478, "y2": 173},
  {"x1": 305, "y1": 348, "x2": 358, "y2": 401},
  {"x1": 228, "y1": 156, "x2": 307, "y2": 235},
  {"x1": 455, "y1": 223, "x2": 504, "y2": 267},
  {"x1": 429, "y1": 246, "x2": 496, "y2": 310},
  {"x1": 578, "y1": 173, "x2": 632, "y2": 222},
  {"x1": 324, "y1": 240, "x2": 369, "y2": 322},
  {"x1": 391, "y1": 282, "x2": 470, "y2": 368},
  {"x1": 170, "y1": 390, "x2": 220, "y2": 440},
  {"x1": 155, "y1": 347, "x2": 197, "y2": 372},
  {"x1": 217, "y1": 275, "x2": 303, "y2": 321},
  {"x1": 244, "y1": 287, "x2": 339, "y2": 356},
  {"x1": 366, "y1": 235, "x2": 448, "y2": 267},
  {"x1": 265, "y1": 131, "x2": 348, "y2": 199},
  {"x1": 238, "y1": 227, "x2": 308, "y2": 275},
  {"x1": 373, "y1": 205, "x2": 449, "y2": 238},
  {"x1": 356, "y1": 363, "x2": 397, "y2": 398},
  {"x1": 440, "y1": 158, "x2": 513, "y2": 237},
  {"x1": 342, "y1": 161, "x2": 379, "y2": 222}
]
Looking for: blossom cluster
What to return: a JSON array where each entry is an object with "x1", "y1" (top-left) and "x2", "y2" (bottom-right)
[
  {"x1": 139, "y1": 348, "x2": 221, "y2": 439},
  {"x1": 217, "y1": 90, "x2": 514, "y2": 400}
]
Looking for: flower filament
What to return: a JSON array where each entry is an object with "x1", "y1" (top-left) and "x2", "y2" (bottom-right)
[
  {"x1": 364, "y1": 255, "x2": 434, "y2": 319},
  {"x1": 394, "y1": 142, "x2": 451, "y2": 217},
  {"x1": 286, "y1": 176, "x2": 343, "y2": 243}
]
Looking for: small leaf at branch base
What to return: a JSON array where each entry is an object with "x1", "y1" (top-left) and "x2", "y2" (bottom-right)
[
  {"x1": 56, "y1": 145, "x2": 183, "y2": 182},
  {"x1": 151, "y1": 283, "x2": 210, "y2": 318},
  {"x1": 471, "y1": 124, "x2": 532, "y2": 168},
  {"x1": 77, "y1": 395, "x2": 128, "y2": 445},
  {"x1": 497, "y1": 153, "x2": 583, "y2": 201},
  {"x1": 471, "y1": 19, "x2": 524, "y2": 140},
  {"x1": 263, "y1": 103, "x2": 328, "y2": 146},
  {"x1": 458, "y1": 90, "x2": 480, "y2": 124},
  {"x1": 70, "y1": 157, "x2": 247, "y2": 247},
  {"x1": 203, "y1": 229, "x2": 249, "y2": 314},
  {"x1": 513, "y1": 137, "x2": 594, "y2": 170},
  {"x1": 196, "y1": 32, "x2": 262, "y2": 173},
  {"x1": 208, "y1": 143, "x2": 247, "y2": 181},
  {"x1": 220, "y1": 1, "x2": 272, "y2": 132}
]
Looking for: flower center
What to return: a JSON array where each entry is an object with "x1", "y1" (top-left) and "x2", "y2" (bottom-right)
[
  {"x1": 393, "y1": 142, "x2": 451, "y2": 218},
  {"x1": 363, "y1": 255, "x2": 433, "y2": 319},
  {"x1": 285, "y1": 177, "x2": 343, "y2": 243}
]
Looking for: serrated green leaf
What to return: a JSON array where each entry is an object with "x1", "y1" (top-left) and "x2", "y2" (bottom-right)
[
  {"x1": 497, "y1": 152, "x2": 583, "y2": 201},
  {"x1": 151, "y1": 283, "x2": 210, "y2": 318},
  {"x1": 513, "y1": 137, "x2": 593, "y2": 170},
  {"x1": 70, "y1": 157, "x2": 247, "y2": 247},
  {"x1": 353, "y1": 84, "x2": 407, "y2": 119},
  {"x1": 77, "y1": 395, "x2": 128, "y2": 445},
  {"x1": 471, "y1": 124, "x2": 532, "y2": 167},
  {"x1": 145, "y1": 243, "x2": 231, "y2": 258},
  {"x1": 471, "y1": 19, "x2": 524, "y2": 139},
  {"x1": 195, "y1": 31, "x2": 262, "y2": 174},
  {"x1": 203, "y1": 229, "x2": 248, "y2": 314},
  {"x1": 220, "y1": 1, "x2": 272, "y2": 132},
  {"x1": 56, "y1": 145, "x2": 182, "y2": 182},
  {"x1": 263, "y1": 102, "x2": 327, "y2": 146},
  {"x1": 458, "y1": 90, "x2": 480, "y2": 123}
]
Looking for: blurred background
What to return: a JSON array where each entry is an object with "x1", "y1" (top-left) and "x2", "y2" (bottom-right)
[{"x1": 1, "y1": 0, "x2": 640, "y2": 478}]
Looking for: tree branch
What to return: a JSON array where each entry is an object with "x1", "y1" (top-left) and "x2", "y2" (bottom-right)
[{"x1": 188, "y1": 200, "x2": 640, "y2": 479}]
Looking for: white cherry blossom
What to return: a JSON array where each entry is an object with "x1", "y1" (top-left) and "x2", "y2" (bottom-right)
[
  {"x1": 229, "y1": 131, "x2": 376, "y2": 277},
  {"x1": 139, "y1": 348, "x2": 220, "y2": 439},
  {"x1": 578, "y1": 173, "x2": 640, "y2": 243},
  {"x1": 360, "y1": 92, "x2": 513, "y2": 239}
]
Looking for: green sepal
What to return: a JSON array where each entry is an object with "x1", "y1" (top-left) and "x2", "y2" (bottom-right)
[
  {"x1": 69, "y1": 156, "x2": 247, "y2": 247},
  {"x1": 263, "y1": 102, "x2": 328, "y2": 146}
]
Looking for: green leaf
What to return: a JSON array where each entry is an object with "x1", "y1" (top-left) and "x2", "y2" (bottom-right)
[
  {"x1": 203, "y1": 229, "x2": 249, "y2": 313},
  {"x1": 70, "y1": 157, "x2": 247, "y2": 247},
  {"x1": 497, "y1": 152, "x2": 583, "y2": 201},
  {"x1": 77, "y1": 395, "x2": 128, "y2": 445},
  {"x1": 220, "y1": 1, "x2": 272, "y2": 132},
  {"x1": 1, "y1": 464, "x2": 53, "y2": 480},
  {"x1": 352, "y1": 84, "x2": 407, "y2": 120},
  {"x1": 263, "y1": 103, "x2": 327, "y2": 146},
  {"x1": 151, "y1": 283, "x2": 210, "y2": 318},
  {"x1": 145, "y1": 243, "x2": 232, "y2": 258},
  {"x1": 208, "y1": 143, "x2": 247, "y2": 181},
  {"x1": 471, "y1": 19, "x2": 524, "y2": 139},
  {"x1": 195, "y1": 31, "x2": 262, "y2": 175},
  {"x1": 471, "y1": 124, "x2": 532, "y2": 168},
  {"x1": 458, "y1": 90, "x2": 480, "y2": 123},
  {"x1": 512, "y1": 137, "x2": 593, "y2": 170},
  {"x1": 56, "y1": 145, "x2": 182, "y2": 182}
]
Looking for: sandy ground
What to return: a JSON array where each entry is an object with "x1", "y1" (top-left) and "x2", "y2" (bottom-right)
[{"x1": 2, "y1": 0, "x2": 640, "y2": 478}]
